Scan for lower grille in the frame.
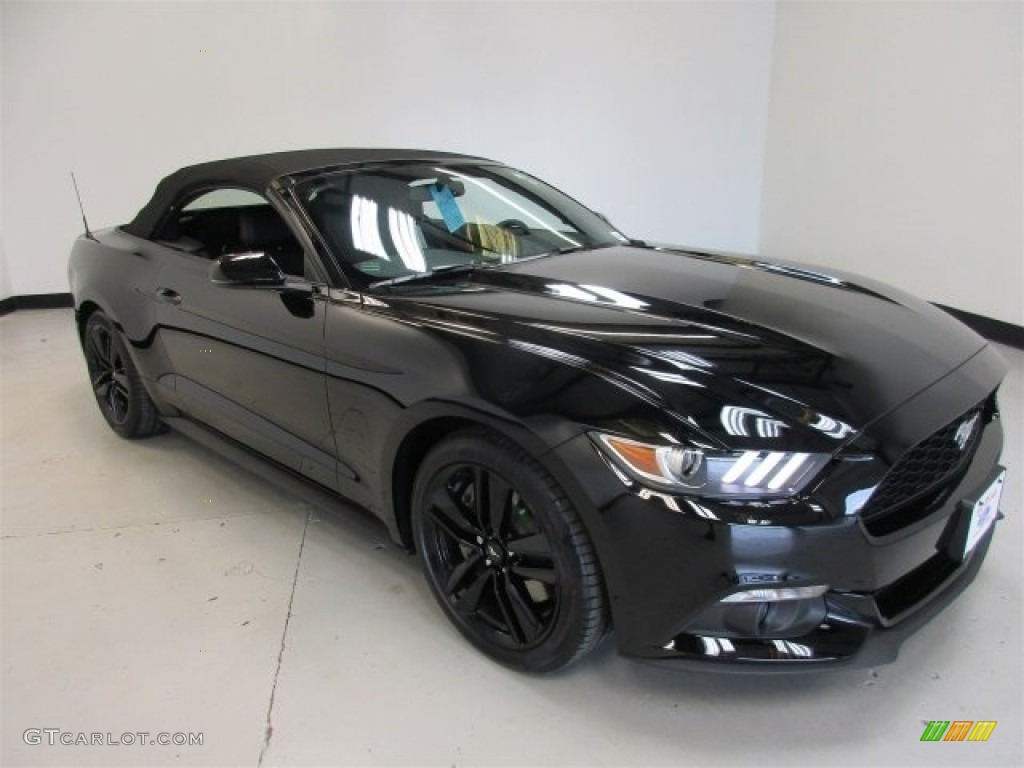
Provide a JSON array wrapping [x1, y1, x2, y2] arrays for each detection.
[[874, 552, 959, 623], [860, 399, 990, 536]]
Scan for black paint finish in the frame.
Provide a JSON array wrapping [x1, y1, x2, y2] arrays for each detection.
[[67, 151, 1010, 669]]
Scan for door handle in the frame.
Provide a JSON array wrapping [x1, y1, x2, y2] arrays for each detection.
[[155, 287, 182, 305]]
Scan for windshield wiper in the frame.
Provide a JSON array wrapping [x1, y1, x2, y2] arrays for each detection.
[[555, 239, 645, 254], [516, 241, 620, 264], [370, 263, 486, 290], [552, 244, 590, 256]]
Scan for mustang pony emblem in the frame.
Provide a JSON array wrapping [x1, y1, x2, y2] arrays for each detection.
[[954, 413, 980, 452]]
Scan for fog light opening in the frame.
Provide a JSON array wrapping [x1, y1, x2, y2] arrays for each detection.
[[720, 595, 828, 639]]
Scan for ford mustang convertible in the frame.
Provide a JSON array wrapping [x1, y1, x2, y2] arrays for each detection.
[[68, 149, 1008, 673]]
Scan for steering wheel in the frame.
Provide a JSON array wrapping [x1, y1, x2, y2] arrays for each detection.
[[498, 218, 531, 235]]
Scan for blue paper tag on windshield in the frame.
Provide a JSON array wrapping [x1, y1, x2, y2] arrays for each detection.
[[429, 184, 465, 233]]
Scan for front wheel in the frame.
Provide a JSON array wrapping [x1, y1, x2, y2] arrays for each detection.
[[412, 431, 607, 673], [83, 311, 162, 438]]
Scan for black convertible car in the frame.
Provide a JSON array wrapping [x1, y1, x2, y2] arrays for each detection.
[[69, 149, 1007, 673]]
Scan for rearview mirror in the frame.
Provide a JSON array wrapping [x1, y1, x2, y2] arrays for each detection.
[[210, 251, 285, 286], [408, 179, 466, 201]]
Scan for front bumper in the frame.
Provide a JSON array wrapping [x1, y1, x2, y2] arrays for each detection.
[[550, 367, 1005, 671], [652, 522, 996, 672]]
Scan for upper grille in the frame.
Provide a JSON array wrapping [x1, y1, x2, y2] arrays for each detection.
[[860, 402, 987, 535]]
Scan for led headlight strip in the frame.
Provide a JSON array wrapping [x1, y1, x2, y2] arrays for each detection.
[[592, 433, 830, 498]]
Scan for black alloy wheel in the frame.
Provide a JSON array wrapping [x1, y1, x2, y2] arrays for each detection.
[[412, 431, 606, 672], [83, 311, 162, 438]]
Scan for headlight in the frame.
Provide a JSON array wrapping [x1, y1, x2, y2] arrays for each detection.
[[591, 433, 830, 498]]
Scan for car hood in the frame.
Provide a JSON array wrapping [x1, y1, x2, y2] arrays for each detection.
[[380, 245, 990, 453]]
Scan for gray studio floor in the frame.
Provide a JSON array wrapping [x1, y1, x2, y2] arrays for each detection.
[[2, 308, 1022, 767]]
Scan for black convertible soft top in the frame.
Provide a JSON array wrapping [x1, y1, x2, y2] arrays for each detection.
[[122, 147, 487, 238]]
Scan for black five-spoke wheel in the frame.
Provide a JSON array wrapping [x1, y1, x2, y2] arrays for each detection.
[[82, 311, 162, 438], [413, 431, 606, 672]]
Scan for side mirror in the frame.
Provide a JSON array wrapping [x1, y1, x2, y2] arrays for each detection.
[[210, 251, 285, 286]]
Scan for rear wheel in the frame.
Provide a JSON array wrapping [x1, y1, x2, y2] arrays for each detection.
[[412, 431, 607, 673], [83, 311, 162, 438]]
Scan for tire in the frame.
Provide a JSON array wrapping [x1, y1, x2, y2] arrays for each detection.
[[412, 430, 607, 673], [83, 311, 162, 439]]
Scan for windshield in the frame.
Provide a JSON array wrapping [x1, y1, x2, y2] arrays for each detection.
[[295, 163, 626, 286]]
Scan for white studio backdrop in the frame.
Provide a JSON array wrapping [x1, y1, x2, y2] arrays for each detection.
[[0, 0, 774, 297], [760, 0, 1023, 327], [1, 1, 1021, 327], [0, 3, 8, 301]]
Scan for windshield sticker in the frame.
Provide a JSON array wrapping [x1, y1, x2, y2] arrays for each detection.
[[429, 184, 465, 233]]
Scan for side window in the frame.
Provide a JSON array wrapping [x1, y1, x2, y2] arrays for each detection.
[[182, 188, 267, 212], [159, 188, 310, 278]]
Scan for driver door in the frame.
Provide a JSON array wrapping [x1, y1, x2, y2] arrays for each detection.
[[149, 188, 339, 490]]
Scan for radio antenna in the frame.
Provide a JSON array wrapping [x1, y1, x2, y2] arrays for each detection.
[[70, 172, 96, 240]]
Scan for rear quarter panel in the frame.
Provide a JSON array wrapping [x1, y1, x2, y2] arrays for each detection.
[[68, 228, 169, 385]]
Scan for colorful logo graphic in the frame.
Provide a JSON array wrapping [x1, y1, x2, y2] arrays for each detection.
[[920, 721, 996, 742]]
